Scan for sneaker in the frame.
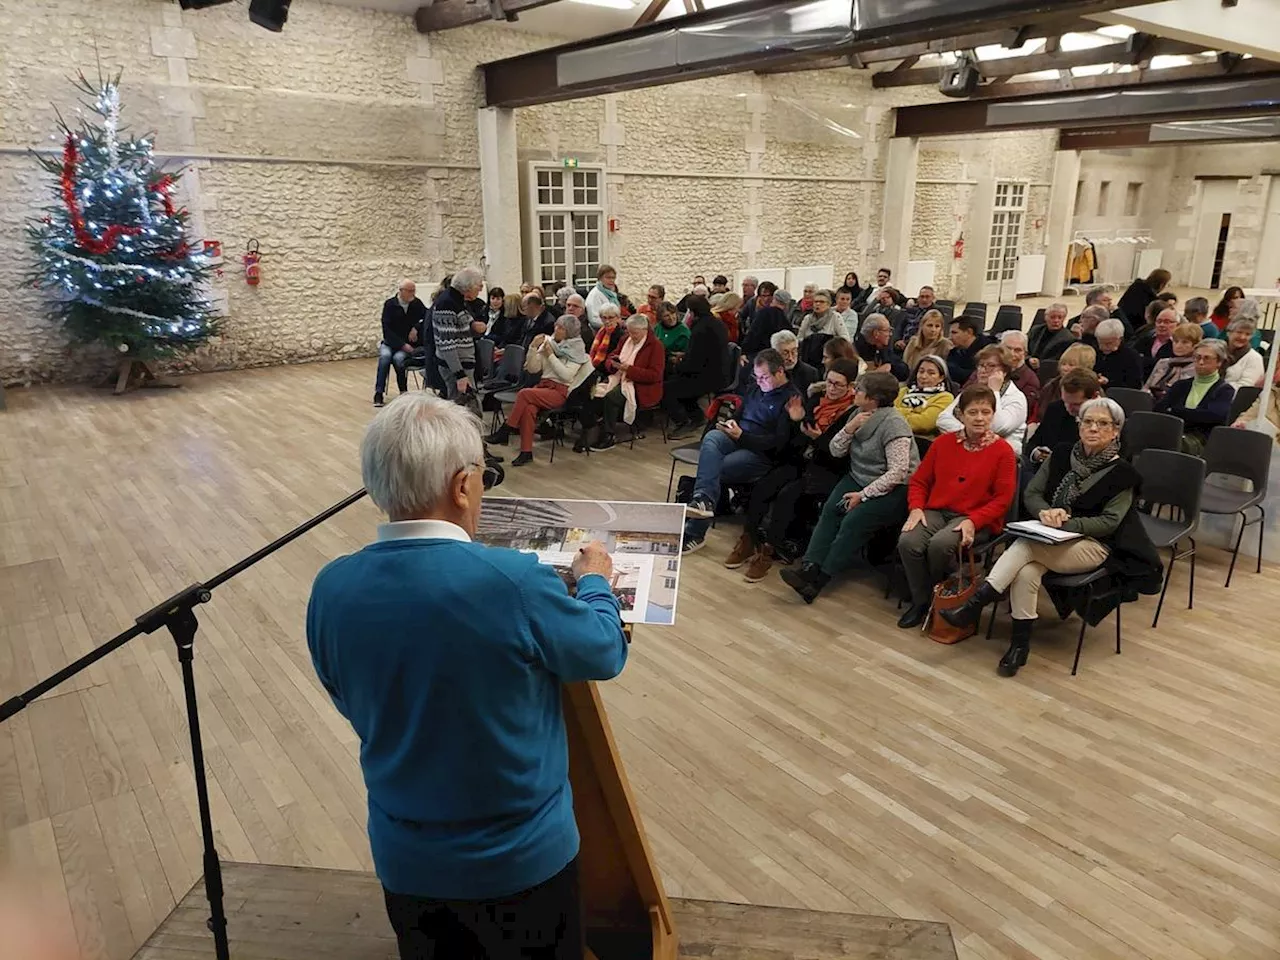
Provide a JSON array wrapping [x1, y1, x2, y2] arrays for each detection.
[[723, 533, 755, 569], [685, 497, 715, 521], [681, 535, 706, 555], [373, 393, 385, 407], [744, 545, 775, 583], [590, 435, 617, 453], [512, 451, 534, 467]]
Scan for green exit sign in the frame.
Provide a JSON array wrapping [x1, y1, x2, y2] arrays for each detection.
[[563, 157, 579, 168]]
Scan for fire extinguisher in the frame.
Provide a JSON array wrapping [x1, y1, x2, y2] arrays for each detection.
[[243, 239, 262, 286], [953, 234, 965, 260]]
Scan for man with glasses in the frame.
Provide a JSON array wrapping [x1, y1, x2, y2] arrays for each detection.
[[308, 393, 627, 959], [769, 329, 819, 396], [682, 348, 799, 555]]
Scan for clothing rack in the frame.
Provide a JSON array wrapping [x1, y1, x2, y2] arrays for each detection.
[[1069, 229, 1158, 288]]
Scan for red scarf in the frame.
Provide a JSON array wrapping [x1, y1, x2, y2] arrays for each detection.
[[590, 324, 617, 367], [813, 392, 857, 432]]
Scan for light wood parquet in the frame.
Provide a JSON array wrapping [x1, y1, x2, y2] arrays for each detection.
[[1, 358, 1279, 960]]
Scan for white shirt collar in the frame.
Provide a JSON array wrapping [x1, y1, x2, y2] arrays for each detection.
[[377, 519, 471, 543]]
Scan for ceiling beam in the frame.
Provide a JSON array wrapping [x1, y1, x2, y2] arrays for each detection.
[[960, 54, 1280, 99], [414, 0, 558, 33], [634, 0, 670, 27], [873, 37, 1211, 88]]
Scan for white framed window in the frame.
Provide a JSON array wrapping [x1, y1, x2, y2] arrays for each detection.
[[986, 181, 1027, 284], [528, 164, 605, 289]]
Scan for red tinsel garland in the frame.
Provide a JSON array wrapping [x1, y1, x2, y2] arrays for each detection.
[[61, 135, 142, 255]]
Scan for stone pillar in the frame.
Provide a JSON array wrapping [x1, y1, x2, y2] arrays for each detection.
[[880, 136, 919, 278], [1042, 149, 1082, 296], [477, 107, 523, 290]]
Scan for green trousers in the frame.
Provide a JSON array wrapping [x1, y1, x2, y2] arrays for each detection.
[[804, 475, 909, 577]]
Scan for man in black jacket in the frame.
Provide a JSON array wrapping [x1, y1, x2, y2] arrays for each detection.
[[946, 317, 992, 386], [854, 314, 909, 381], [1027, 302, 1078, 369], [664, 296, 730, 437], [375, 279, 427, 406]]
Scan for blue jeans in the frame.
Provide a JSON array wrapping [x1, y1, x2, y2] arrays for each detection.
[[376, 342, 412, 395], [684, 430, 772, 540]]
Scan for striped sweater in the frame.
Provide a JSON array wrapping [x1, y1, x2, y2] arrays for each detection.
[[431, 287, 475, 378]]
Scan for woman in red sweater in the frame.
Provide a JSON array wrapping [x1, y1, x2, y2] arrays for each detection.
[[895, 383, 1017, 628], [576, 314, 666, 452]]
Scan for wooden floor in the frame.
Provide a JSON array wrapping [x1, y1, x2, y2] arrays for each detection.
[[2, 358, 1279, 960], [133, 861, 958, 959]]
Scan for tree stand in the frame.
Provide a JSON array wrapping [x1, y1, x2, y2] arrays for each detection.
[[113, 358, 180, 395]]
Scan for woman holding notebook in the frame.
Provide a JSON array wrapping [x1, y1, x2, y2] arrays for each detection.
[[941, 397, 1161, 678]]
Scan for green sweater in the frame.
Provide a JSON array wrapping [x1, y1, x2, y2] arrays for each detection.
[[655, 322, 690, 355]]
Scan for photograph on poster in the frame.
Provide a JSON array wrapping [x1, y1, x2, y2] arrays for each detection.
[[476, 497, 686, 625]]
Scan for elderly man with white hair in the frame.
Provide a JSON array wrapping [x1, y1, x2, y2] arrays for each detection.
[[375, 279, 427, 407], [1027, 302, 1078, 368], [308, 393, 626, 960], [995, 329, 1041, 421], [770, 329, 819, 396], [432, 267, 486, 399]]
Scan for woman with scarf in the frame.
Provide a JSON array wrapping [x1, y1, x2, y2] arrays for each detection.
[[588, 304, 626, 375], [894, 355, 955, 437], [726, 358, 861, 583], [585, 264, 620, 330], [1143, 322, 1201, 403], [902, 309, 952, 371], [1223, 315, 1266, 390], [781, 372, 919, 603], [714, 292, 743, 344], [896, 383, 1018, 629], [486, 315, 592, 466], [942, 397, 1161, 677], [576, 315, 665, 453], [1156, 339, 1236, 455]]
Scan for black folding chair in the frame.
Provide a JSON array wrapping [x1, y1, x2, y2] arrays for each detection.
[[667, 443, 701, 501], [1136, 449, 1205, 628], [1122, 411, 1183, 459], [1037, 359, 1058, 384], [474, 338, 496, 382], [990, 306, 1023, 337], [1200, 426, 1271, 587], [1107, 387, 1154, 417]]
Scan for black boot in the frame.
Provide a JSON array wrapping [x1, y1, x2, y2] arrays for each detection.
[[939, 581, 1000, 629], [486, 424, 512, 445], [780, 563, 829, 604], [998, 618, 1034, 677]]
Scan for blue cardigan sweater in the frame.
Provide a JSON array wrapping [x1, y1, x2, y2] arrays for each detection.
[[307, 526, 628, 900]]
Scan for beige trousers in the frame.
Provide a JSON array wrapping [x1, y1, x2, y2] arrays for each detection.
[[986, 538, 1111, 620]]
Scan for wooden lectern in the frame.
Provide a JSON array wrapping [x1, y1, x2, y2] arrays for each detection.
[[563, 676, 678, 960]]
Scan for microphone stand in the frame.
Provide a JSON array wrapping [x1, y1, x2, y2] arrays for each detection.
[[0, 488, 369, 960]]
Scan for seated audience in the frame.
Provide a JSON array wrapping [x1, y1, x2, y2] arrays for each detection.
[[808, 337, 862, 397], [588, 304, 626, 375], [577, 314, 665, 453], [833, 287, 859, 333], [1025, 368, 1102, 472], [902, 309, 952, 371], [1155, 339, 1235, 455], [842, 271, 863, 299], [937, 344, 1028, 455], [1074, 304, 1109, 350], [860, 287, 904, 338], [433, 267, 485, 401], [739, 275, 760, 329], [855, 315, 910, 381], [485, 315, 591, 466], [375, 278, 426, 406], [654, 300, 690, 361], [1132, 307, 1177, 378], [1117, 268, 1171, 329], [798, 289, 850, 343], [1027, 302, 1077, 367], [646, 284, 666, 317], [789, 283, 818, 329], [1092, 318, 1144, 390], [858, 267, 894, 310], [1184, 296, 1215, 340], [488, 292, 527, 349], [715, 293, 743, 343], [663, 296, 730, 437], [682, 349, 800, 554], [895, 356, 955, 437], [895, 383, 1018, 628], [585, 264, 620, 329], [780, 373, 918, 604], [995, 330, 1041, 422], [517, 293, 558, 353], [1143, 322, 1201, 403], [484, 286, 505, 332], [771, 329, 819, 397], [1224, 315, 1266, 390], [894, 285, 939, 347], [942, 397, 1161, 677], [731, 358, 862, 582], [562, 294, 591, 349], [1210, 285, 1245, 333], [1037, 342, 1096, 413], [1071, 286, 1129, 338], [946, 317, 993, 386], [741, 284, 791, 357]]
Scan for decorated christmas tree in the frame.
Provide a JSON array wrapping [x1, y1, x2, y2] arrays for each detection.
[[26, 72, 217, 387]]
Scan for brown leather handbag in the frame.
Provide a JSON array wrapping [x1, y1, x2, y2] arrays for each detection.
[[926, 548, 982, 644]]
